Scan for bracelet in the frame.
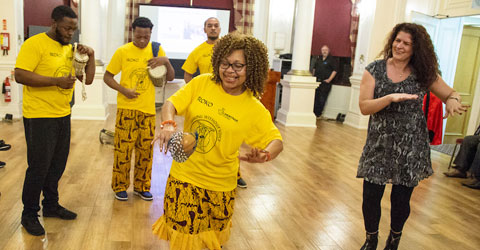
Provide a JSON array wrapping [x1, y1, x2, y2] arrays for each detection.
[[447, 96, 460, 102], [261, 150, 271, 162], [161, 120, 177, 128]]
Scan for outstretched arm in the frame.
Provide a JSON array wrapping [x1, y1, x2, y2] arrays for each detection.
[[239, 139, 283, 163], [429, 75, 468, 118], [359, 70, 418, 115]]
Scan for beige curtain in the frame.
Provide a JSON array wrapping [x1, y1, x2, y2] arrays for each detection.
[[233, 0, 255, 35], [125, 0, 152, 43]]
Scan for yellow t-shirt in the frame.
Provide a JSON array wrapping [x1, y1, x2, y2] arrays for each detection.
[[106, 42, 166, 115], [15, 33, 74, 118], [168, 74, 283, 191], [182, 42, 214, 75]]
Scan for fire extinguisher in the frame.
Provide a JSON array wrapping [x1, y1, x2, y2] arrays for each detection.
[[2, 77, 11, 102]]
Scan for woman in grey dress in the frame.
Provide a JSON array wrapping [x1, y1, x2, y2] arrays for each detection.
[[358, 23, 468, 250]]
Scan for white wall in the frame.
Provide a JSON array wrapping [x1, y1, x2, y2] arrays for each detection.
[[265, 0, 295, 65], [0, 0, 23, 119]]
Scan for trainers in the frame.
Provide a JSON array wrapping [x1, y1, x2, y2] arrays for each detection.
[[134, 191, 153, 201], [237, 178, 247, 188], [0, 161, 5, 168], [21, 214, 45, 236], [43, 205, 77, 220], [115, 191, 128, 201]]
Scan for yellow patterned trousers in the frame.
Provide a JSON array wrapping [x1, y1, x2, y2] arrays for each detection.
[[112, 108, 155, 193]]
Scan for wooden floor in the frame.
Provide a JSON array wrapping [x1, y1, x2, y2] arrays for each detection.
[[0, 107, 479, 250]]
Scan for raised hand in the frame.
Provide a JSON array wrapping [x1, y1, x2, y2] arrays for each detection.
[[444, 98, 469, 118]]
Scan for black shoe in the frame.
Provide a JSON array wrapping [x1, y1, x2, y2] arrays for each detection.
[[43, 205, 77, 220], [443, 170, 467, 178], [360, 231, 378, 250], [0, 161, 5, 168], [21, 214, 45, 236], [0, 140, 11, 151], [237, 178, 247, 188], [462, 180, 480, 190], [384, 231, 401, 250]]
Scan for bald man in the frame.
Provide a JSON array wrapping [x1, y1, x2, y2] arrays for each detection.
[[182, 17, 220, 83], [313, 45, 338, 118]]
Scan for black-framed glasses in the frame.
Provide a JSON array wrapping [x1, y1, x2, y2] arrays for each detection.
[[220, 61, 246, 71]]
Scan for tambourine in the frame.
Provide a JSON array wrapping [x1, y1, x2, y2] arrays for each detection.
[[167, 131, 198, 163]]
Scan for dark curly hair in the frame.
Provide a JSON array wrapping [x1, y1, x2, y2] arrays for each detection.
[[381, 23, 439, 88], [51, 5, 77, 22], [211, 32, 269, 97], [132, 17, 154, 30]]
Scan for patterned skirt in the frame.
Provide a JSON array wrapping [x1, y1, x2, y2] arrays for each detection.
[[152, 175, 236, 250]]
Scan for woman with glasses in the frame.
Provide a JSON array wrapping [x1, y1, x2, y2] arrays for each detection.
[[152, 32, 283, 250]]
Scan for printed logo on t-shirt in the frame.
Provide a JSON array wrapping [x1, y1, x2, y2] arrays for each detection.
[[190, 115, 222, 154], [129, 68, 148, 93], [197, 96, 213, 107], [218, 108, 238, 122], [54, 64, 74, 95], [50, 52, 63, 57]]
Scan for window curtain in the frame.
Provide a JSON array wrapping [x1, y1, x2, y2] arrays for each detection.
[[233, 0, 254, 35], [350, 0, 360, 71], [125, 0, 152, 43]]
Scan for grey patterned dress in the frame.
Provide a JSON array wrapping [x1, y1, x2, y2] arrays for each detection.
[[357, 60, 433, 187]]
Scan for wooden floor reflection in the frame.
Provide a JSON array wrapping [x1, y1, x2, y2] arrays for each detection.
[[0, 107, 479, 250]]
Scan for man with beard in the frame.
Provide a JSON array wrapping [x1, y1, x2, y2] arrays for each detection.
[[182, 17, 221, 83], [14, 5, 95, 236]]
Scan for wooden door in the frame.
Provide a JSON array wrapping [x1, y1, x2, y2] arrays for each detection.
[[444, 26, 480, 143]]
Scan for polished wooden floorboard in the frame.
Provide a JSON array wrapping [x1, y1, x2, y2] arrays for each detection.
[[0, 108, 479, 250]]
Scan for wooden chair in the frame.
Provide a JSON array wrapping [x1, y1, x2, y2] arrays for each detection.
[[448, 138, 464, 170], [260, 70, 281, 121]]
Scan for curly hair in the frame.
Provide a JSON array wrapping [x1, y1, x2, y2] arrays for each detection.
[[132, 17, 154, 30], [381, 23, 439, 88], [211, 32, 269, 97], [51, 5, 77, 22]]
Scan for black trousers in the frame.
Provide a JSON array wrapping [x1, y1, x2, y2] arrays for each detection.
[[453, 135, 480, 178], [313, 81, 332, 117], [362, 180, 414, 233], [22, 115, 71, 216]]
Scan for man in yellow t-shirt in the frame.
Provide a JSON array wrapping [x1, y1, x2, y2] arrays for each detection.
[[182, 17, 220, 83], [104, 17, 174, 202], [14, 5, 95, 236]]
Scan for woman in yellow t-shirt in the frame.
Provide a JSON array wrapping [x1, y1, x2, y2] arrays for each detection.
[[152, 33, 284, 250]]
